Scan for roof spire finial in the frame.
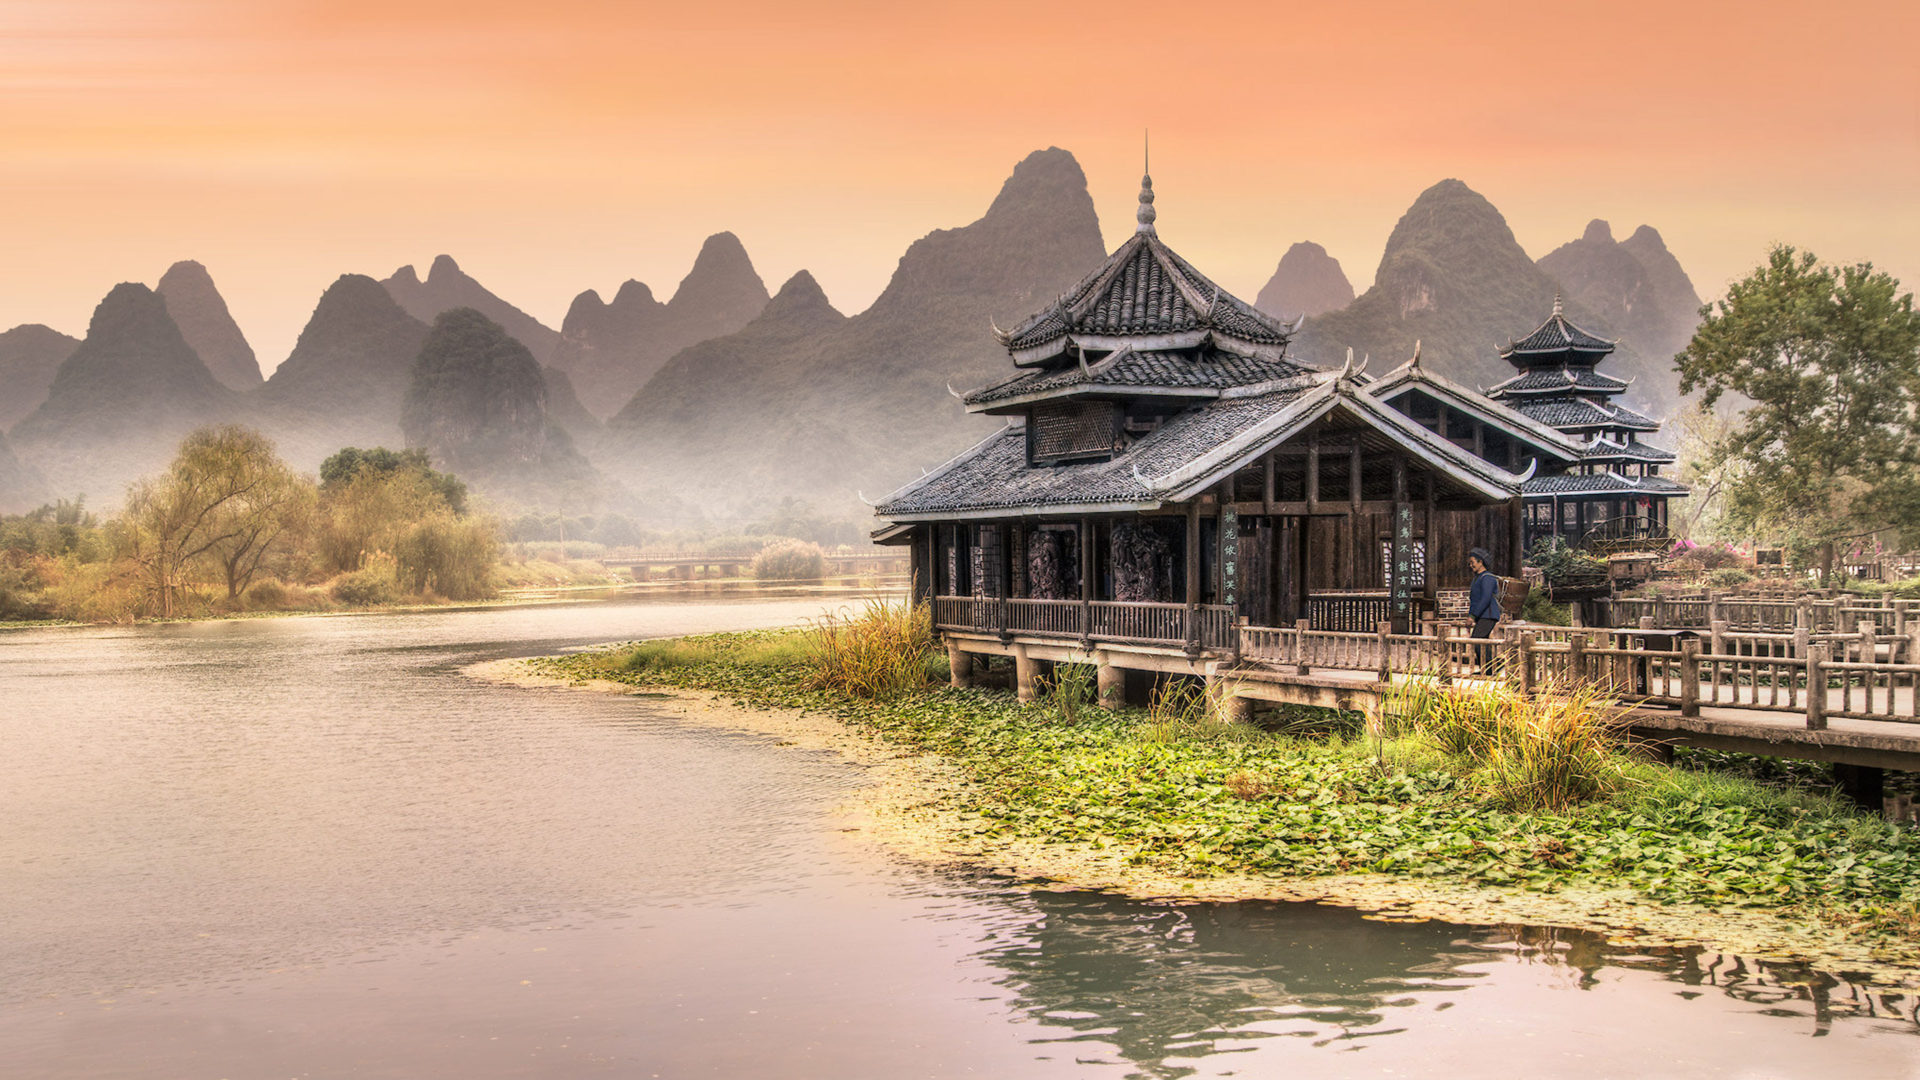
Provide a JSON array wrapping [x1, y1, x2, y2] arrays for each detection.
[[1552, 289, 1564, 318], [1136, 130, 1157, 235]]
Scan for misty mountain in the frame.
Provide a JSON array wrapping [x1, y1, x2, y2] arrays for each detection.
[[0, 324, 80, 431], [1538, 220, 1704, 382], [604, 146, 1107, 520], [539, 364, 601, 446], [11, 283, 236, 503], [156, 260, 262, 391], [255, 274, 433, 471], [383, 255, 561, 365], [1255, 242, 1354, 322], [1291, 179, 1665, 405], [402, 308, 603, 509], [553, 232, 770, 416], [0, 429, 44, 514]]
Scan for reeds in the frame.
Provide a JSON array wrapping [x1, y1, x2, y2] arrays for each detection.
[[1035, 662, 1097, 722], [1382, 672, 1627, 812], [804, 598, 936, 700]]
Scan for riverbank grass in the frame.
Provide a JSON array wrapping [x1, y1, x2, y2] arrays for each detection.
[[533, 616, 1920, 941]]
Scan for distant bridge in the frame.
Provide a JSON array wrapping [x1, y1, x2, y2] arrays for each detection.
[[599, 550, 909, 580]]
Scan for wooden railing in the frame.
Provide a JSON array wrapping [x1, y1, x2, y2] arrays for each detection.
[[1608, 596, 1919, 635], [933, 596, 1234, 650], [936, 597, 1920, 727]]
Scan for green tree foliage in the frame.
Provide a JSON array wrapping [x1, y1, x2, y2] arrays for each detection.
[[1677, 248, 1920, 580], [319, 446, 467, 514]]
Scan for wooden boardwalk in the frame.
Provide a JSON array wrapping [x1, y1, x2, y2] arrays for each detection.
[[935, 594, 1920, 776]]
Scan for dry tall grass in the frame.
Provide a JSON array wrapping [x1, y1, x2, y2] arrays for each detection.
[[1382, 674, 1628, 812], [804, 599, 936, 700]]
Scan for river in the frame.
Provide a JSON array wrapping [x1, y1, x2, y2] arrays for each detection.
[[2, 587, 1916, 1079]]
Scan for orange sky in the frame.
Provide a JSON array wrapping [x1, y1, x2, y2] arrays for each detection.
[[3, 0, 1916, 368]]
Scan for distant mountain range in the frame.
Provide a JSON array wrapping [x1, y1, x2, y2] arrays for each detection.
[[556, 233, 770, 416], [1289, 180, 1700, 404], [601, 146, 1108, 521], [0, 153, 1705, 522]]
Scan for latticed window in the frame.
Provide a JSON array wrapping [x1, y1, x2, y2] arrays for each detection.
[[1381, 539, 1427, 588], [1028, 401, 1122, 464]]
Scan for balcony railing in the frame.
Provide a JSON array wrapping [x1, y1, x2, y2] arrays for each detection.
[[932, 596, 1235, 651]]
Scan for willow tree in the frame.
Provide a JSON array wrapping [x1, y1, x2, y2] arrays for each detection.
[[125, 426, 312, 613], [1676, 247, 1920, 581]]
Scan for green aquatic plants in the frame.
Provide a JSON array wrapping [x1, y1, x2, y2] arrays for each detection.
[[538, 627, 1920, 938]]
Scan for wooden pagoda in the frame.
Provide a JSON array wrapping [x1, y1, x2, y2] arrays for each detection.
[[1484, 297, 1688, 551], [871, 170, 1639, 697]]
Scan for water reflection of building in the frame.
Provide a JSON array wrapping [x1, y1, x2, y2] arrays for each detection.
[[966, 886, 1920, 1077], [976, 889, 1488, 1077]]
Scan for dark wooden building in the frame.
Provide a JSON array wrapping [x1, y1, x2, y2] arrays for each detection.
[[874, 171, 1592, 657], [1484, 297, 1688, 550]]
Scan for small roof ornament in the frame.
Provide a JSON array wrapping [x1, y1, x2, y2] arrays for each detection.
[[1410, 338, 1422, 369], [1136, 130, 1156, 235], [1551, 289, 1564, 318]]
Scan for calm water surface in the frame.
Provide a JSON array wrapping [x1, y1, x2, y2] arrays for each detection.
[[2, 588, 1918, 1079]]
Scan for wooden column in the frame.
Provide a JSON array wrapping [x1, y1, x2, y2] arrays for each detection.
[[1306, 439, 1320, 511], [1508, 495, 1525, 575], [1679, 638, 1701, 717], [1185, 501, 1202, 650], [1079, 516, 1095, 641], [1349, 442, 1362, 515], [1806, 643, 1828, 730], [1262, 455, 1276, 513]]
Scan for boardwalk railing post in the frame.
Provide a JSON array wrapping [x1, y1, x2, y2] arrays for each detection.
[[1376, 621, 1391, 683], [1708, 590, 1724, 627], [1438, 623, 1454, 685], [1710, 618, 1727, 658], [1806, 643, 1829, 731], [1518, 632, 1537, 695], [1569, 632, 1587, 690], [1680, 638, 1701, 717], [1294, 618, 1310, 676]]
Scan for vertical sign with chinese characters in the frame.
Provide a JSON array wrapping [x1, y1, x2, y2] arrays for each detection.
[[1220, 507, 1238, 607], [1390, 503, 1414, 622]]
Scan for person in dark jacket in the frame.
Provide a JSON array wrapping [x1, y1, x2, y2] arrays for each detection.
[[1468, 548, 1501, 673], [1467, 548, 1502, 637]]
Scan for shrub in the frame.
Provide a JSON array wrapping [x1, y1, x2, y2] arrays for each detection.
[[244, 579, 288, 609], [1527, 538, 1605, 587], [752, 538, 827, 581], [1519, 590, 1571, 625], [394, 514, 498, 600], [331, 556, 399, 606], [1706, 567, 1754, 588], [804, 599, 934, 700]]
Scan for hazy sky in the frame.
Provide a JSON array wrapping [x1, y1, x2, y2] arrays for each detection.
[[3, 0, 1916, 369]]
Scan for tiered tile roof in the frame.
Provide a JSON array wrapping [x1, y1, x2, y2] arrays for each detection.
[[963, 347, 1314, 408], [996, 175, 1296, 364], [1512, 398, 1660, 432], [1498, 294, 1616, 363]]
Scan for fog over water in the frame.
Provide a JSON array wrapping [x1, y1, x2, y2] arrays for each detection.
[[2, 588, 1916, 1078]]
